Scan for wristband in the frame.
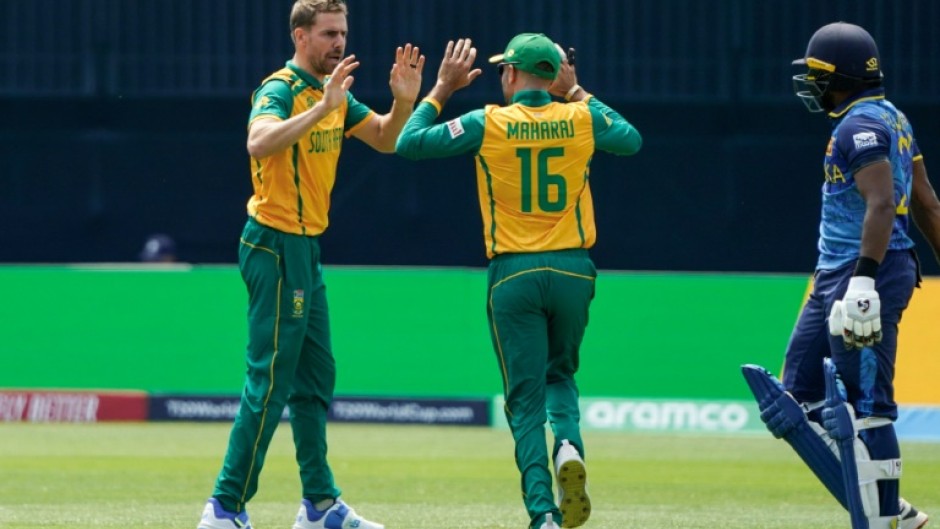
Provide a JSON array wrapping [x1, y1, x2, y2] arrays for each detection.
[[422, 97, 443, 115], [853, 256, 880, 278], [564, 84, 582, 102]]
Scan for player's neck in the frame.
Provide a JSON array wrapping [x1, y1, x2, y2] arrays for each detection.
[[291, 54, 327, 84]]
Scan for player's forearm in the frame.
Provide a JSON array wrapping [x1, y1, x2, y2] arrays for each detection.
[[371, 98, 416, 153], [910, 159, 940, 263], [394, 101, 439, 159], [911, 195, 940, 264], [912, 204, 940, 264], [427, 82, 458, 109], [247, 103, 334, 158], [858, 202, 895, 263], [566, 86, 589, 103]]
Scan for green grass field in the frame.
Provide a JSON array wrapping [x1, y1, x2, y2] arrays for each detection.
[[1, 423, 937, 529]]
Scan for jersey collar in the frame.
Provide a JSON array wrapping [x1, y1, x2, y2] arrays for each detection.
[[286, 60, 325, 90], [510, 89, 552, 106], [828, 87, 885, 119]]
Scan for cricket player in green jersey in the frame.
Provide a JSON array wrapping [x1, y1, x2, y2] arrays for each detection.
[[197, 1, 425, 529], [396, 34, 642, 529]]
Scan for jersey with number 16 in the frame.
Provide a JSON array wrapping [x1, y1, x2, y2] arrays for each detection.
[[397, 91, 641, 258]]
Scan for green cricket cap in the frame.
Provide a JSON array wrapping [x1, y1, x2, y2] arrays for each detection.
[[487, 33, 561, 80]]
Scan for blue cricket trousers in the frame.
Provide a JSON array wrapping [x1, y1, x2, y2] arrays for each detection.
[[782, 249, 918, 419]]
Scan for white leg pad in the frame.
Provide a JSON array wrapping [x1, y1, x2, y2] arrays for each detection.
[[807, 408, 901, 519]]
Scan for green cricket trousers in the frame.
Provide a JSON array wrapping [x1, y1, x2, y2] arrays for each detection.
[[486, 249, 596, 528], [213, 217, 340, 512]]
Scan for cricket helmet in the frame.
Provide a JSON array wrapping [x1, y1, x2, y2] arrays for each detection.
[[792, 22, 883, 112]]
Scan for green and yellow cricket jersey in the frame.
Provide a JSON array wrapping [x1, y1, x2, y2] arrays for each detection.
[[396, 90, 641, 258], [247, 61, 374, 236]]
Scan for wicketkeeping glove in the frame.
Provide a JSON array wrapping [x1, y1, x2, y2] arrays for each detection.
[[828, 276, 882, 350]]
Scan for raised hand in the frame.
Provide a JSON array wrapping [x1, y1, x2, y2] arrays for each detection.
[[322, 55, 360, 112], [390, 43, 424, 104], [436, 38, 482, 93], [549, 44, 579, 99]]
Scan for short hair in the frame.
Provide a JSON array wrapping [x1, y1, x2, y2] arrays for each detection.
[[533, 61, 556, 75], [290, 0, 347, 40]]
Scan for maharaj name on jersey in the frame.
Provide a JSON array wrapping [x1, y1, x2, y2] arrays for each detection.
[[507, 119, 576, 141]]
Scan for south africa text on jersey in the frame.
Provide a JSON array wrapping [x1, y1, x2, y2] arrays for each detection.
[[307, 127, 344, 153], [507, 119, 576, 141]]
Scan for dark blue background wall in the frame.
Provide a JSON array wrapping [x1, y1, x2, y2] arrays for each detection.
[[3, 0, 939, 273]]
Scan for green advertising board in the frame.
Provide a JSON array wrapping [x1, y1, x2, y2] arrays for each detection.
[[0, 265, 807, 400]]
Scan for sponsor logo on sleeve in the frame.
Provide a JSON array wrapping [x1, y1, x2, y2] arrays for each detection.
[[446, 118, 465, 139], [853, 131, 879, 150]]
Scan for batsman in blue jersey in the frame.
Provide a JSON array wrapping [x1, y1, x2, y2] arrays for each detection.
[[742, 22, 940, 529]]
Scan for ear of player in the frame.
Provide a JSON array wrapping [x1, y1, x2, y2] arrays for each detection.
[[829, 276, 882, 350]]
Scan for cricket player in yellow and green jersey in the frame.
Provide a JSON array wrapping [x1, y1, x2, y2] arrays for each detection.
[[396, 34, 642, 529], [197, 2, 427, 529]]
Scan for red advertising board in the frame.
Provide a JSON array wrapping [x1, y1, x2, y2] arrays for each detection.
[[0, 390, 148, 422]]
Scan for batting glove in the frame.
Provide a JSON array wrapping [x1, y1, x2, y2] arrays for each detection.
[[828, 276, 882, 350]]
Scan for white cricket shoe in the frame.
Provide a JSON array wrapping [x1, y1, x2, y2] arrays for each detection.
[[554, 439, 591, 528], [538, 512, 560, 529], [197, 498, 253, 529], [293, 499, 384, 529], [899, 499, 929, 529]]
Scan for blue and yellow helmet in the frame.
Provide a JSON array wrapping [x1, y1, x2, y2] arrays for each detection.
[[792, 22, 883, 112]]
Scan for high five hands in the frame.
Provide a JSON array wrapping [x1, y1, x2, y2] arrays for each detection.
[[390, 43, 425, 104], [435, 38, 483, 95]]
